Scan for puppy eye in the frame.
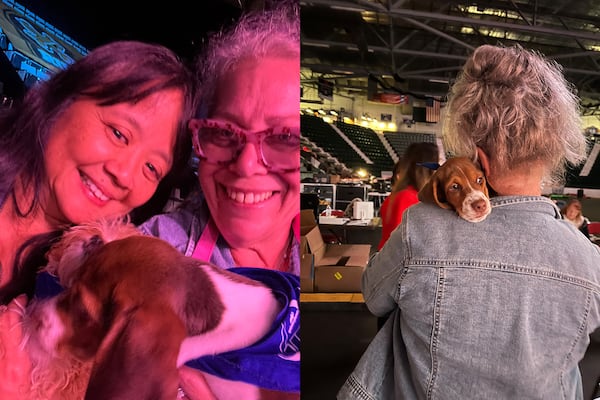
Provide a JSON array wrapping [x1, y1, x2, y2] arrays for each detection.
[[450, 183, 461, 191], [476, 177, 484, 185]]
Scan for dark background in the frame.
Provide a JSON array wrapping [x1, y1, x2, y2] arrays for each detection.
[[14, 0, 246, 63]]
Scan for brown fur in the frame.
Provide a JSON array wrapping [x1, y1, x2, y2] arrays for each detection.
[[418, 157, 491, 222], [23, 219, 280, 400]]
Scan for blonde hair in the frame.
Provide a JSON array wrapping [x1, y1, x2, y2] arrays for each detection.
[[443, 44, 587, 185], [561, 198, 583, 218]]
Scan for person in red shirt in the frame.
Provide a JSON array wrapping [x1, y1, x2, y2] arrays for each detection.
[[378, 142, 440, 250]]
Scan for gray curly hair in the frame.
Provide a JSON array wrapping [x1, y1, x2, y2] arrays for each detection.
[[443, 44, 588, 186], [195, 0, 299, 116]]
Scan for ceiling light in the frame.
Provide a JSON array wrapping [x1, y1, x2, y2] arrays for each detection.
[[355, 168, 368, 178]]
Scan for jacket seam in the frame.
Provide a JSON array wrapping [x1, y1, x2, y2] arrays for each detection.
[[427, 267, 445, 399], [560, 290, 591, 399], [407, 260, 600, 293], [344, 374, 376, 400]]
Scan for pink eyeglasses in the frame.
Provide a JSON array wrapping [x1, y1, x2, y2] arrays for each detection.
[[189, 118, 300, 172]]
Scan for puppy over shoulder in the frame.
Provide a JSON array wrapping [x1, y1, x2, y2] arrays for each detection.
[[418, 157, 491, 223]]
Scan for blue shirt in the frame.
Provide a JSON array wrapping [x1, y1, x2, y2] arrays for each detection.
[[139, 194, 300, 392]]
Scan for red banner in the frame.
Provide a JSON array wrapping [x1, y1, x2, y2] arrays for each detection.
[[371, 93, 409, 104]]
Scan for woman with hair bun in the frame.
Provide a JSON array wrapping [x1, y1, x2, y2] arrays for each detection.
[[339, 44, 600, 400]]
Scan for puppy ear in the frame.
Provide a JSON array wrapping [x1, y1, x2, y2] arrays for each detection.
[[418, 175, 452, 209], [85, 305, 186, 400], [418, 175, 436, 204], [45, 232, 104, 288], [57, 284, 106, 360]]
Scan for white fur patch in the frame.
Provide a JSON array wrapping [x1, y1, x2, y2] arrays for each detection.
[[460, 189, 491, 222], [35, 298, 67, 356]]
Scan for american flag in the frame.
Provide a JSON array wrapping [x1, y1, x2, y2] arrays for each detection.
[[425, 96, 441, 123]]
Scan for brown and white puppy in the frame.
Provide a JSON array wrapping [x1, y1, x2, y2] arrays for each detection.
[[418, 157, 491, 222], [23, 219, 280, 400]]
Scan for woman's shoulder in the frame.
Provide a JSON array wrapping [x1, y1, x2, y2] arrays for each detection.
[[138, 194, 208, 249]]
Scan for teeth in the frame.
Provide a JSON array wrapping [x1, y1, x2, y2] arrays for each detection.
[[81, 175, 110, 201], [226, 188, 274, 204]]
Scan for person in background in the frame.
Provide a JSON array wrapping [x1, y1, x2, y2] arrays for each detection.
[[377, 142, 439, 250], [561, 198, 600, 400], [561, 198, 591, 239], [0, 40, 197, 397], [339, 44, 600, 399], [390, 156, 405, 188], [140, 2, 300, 399]]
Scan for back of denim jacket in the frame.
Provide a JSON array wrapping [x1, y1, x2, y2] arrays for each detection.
[[357, 195, 600, 400]]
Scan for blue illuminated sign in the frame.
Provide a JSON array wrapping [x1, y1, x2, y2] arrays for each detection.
[[0, 0, 87, 82]]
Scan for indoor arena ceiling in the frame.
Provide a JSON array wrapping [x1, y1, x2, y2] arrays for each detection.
[[15, 0, 248, 63], [300, 0, 600, 115]]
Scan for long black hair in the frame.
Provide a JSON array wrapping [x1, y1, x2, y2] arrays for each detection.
[[0, 41, 199, 303]]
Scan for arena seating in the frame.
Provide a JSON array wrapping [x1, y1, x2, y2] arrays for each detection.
[[301, 114, 365, 171], [302, 114, 446, 178], [383, 131, 437, 159], [335, 121, 395, 177]]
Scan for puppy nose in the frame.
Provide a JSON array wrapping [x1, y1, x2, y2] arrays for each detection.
[[472, 199, 487, 212]]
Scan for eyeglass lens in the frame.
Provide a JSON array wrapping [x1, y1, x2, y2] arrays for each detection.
[[198, 126, 300, 170]]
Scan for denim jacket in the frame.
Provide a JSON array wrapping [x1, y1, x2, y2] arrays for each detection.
[[338, 196, 600, 400]]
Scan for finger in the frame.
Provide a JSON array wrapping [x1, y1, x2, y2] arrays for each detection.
[[179, 366, 215, 400], [10, 294, 27, 312], [2, 295, 27, 332]]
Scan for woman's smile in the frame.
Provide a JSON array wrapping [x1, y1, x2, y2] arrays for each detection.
[[80, 172, 111, 204], [223, 184, 277, 206]]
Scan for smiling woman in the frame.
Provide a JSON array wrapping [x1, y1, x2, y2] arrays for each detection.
[[0, 40, 196, 397], [139, 1, 301, 399], [0, 40, 196, 301], [43, 91, 182, 223]]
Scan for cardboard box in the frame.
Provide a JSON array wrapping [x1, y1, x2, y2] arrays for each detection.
[[300, 209, 317, 255], [300, 253, 314, 292], [314, 265, 365, 293], [300, 209, 371, 292]]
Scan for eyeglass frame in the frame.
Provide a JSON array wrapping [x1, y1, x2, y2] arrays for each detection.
[[188, 118, 300, 172]]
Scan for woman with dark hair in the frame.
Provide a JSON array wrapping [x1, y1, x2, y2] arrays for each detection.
[[0, 40, 197, 397], [377, 142, 439, 250]]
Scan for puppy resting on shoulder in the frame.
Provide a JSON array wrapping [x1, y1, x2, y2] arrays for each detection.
[[23, 219, 281, 400], [418, 157, 491, 222]]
